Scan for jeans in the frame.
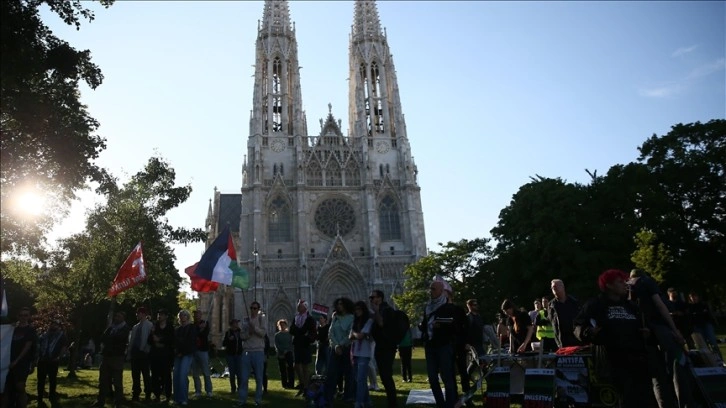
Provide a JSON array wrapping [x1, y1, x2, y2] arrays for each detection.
[[227, 354, 243, 392], [650, 322, 696, 408], [315, 345, 329, 375], [325, 345, 354, 403], [399, 346, 413, 381], [149, 352, 173, 399], [36, 360, 60, 401], [130, 354, 151, 398], [694, 322, 723, 359], [97, 355, 125, 404], [425, 343, 457, 408], [375, 346, 398, 407], [192, 350, 212, 395], [240, 350, 265, 405], [354, 356, 372, 408], [173, 354, 193, 404], [278, 351, 295, 388]]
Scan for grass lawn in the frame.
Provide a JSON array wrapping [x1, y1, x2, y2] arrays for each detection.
[[26, 347, 487, 408], [25, 340, 726, 408]]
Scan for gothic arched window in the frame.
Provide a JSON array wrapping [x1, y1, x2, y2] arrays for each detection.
[[307, 161, 323, 186], [268, 197, 291, 242], [327, 160, 342, 186], [379, 195, 401, 240], [344, 161, 361, 186]]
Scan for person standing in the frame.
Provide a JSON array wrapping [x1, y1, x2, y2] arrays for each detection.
[[289, 299, 316, 396], [191, 310, 213, 398], [573, 269, 652, 408], [149, 309, 174, 403], [536, 297, 557, 352], [549, 279, 582, 348], [36, 319, 67, 407], [629, 269, 692, 408], [2, 307, 37, 408], [324, 297, 355, 404], [350, 301, 375, 408], [465, 299, 486, 360], [128, 307, 154, 402], [398, 328, 413, 383], [529, 299, 543, 324], [688, 291, 722, 361], [420, 279, 460, 408], [274, 319, 294, 389], [666, 289, 694, 350], [172, 310, 197, 406], [90, 311, 129, 408], [223, 319, 244, 394], [314, 315, 330, 376], [369, 290, 398, 408], [238, 301, 267, 407]]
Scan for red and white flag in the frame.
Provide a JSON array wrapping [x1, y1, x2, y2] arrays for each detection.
[[108, 242, 147, 297]]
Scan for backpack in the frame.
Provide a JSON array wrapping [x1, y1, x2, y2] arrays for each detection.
[[390, 309, 410, 345]]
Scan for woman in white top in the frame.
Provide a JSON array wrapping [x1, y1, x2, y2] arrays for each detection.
[[349, 301, 374, 408]]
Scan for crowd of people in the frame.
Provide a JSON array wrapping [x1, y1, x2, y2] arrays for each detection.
[[2, 270, 722, 408]]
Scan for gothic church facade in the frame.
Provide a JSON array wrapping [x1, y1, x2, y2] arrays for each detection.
[[201, 0, 426, 344]]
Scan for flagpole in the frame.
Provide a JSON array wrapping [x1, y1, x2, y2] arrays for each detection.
[[253, 239, 258, 301]]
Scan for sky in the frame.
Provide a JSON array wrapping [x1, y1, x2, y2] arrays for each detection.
[[41, 1, 725, 292]]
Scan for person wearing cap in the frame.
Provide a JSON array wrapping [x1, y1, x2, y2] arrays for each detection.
[[149, 309, 174, 403], [127, 307, 154, 402], [573, 269, 651, 408], [91, 311, 129, 408], [36, 318, 67, 407], [223, 318, 244, 394], [289, 299, 317, 397], [238, 301, 267, 407]]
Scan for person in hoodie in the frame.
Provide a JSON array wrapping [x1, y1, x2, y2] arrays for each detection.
[[238, 301, 267, 407], [573, 269, 651, 408], [36, 319, 67, 407]]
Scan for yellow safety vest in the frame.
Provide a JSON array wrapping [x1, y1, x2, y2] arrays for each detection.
[[536, 309, 555, 339]]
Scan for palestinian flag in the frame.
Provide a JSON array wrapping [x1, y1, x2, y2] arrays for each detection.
[[196, 225, 249, 289]]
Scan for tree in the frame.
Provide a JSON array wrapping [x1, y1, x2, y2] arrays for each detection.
[[25, 157, 206, 376], [630, 229, 672, 283], [1, 0, 113, 256], [393, 238, 494, 322]]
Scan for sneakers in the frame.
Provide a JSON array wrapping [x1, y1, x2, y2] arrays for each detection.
[[206, 392, 213, 397]]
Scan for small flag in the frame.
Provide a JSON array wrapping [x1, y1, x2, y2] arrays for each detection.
[[108, 242, 147, 297], [195, 226, 249, 289], [185, 262, 219, 293]]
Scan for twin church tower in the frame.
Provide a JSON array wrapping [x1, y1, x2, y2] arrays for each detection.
[[202, 0, 426, 343]]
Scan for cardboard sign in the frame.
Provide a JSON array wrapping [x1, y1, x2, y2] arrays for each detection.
[[311, 303, 329, 318], [692, 366, 726, 407], [485, 366, 511, 408], [524, 368, 555, 408]]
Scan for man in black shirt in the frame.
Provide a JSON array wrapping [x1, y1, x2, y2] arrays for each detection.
[[549, 279, 582, 348], [91, 311, 129, 408], [466, 299, 486, 359]]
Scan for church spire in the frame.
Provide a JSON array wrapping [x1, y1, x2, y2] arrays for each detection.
[[249, 0, 306, 138], [260, 0, 292, 34], [348, 0, 409, 144], [352, 0, 384, 43]]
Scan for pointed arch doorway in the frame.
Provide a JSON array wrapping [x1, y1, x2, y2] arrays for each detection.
[[314, 262, 367, 312]]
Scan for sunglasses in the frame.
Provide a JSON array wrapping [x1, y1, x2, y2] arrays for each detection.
[[250, 306, 259, 310]]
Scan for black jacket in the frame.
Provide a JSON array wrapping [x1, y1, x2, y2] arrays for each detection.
[[419, 303, 463, 348]]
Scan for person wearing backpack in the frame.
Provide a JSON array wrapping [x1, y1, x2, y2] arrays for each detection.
[[369, 290, 398, 408]]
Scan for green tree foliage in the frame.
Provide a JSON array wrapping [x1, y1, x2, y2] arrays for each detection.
[[1, 0, 113, 256], [393, 239, 493, 323], [18, 157, 207, 357], [630, 229, 672, 283]]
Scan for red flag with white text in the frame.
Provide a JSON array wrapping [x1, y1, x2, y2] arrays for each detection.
[[185, 262, 219, 293], [108, 242, 147, 297]]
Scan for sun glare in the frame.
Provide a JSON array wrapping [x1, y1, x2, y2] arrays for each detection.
[[15, 189, 46, 217]]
